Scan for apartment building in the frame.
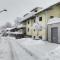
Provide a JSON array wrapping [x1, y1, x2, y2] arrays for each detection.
[[19, 2, 60, 40]]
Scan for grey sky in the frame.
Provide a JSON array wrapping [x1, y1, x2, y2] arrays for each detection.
[[0, 0, 59, 26]]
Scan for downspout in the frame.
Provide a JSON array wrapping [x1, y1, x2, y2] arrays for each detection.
[[45, 11, 48, 40], [35, 15, 39, 37]]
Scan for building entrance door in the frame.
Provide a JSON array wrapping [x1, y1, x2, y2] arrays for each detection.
[[51, 27, 58, 43]]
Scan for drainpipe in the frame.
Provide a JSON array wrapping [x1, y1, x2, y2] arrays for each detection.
[[45, 11, 48, 40], [35, 15, 39, 38]]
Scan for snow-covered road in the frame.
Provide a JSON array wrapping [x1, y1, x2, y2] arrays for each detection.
[[0, 37, 60, 60], [0, 37, 38, 60]]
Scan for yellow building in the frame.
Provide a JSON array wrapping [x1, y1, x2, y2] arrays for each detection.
[[20, 2, 60, 40]]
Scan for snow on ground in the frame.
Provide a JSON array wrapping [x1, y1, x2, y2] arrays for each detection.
[[0, 36, 60, 60], [0, 37, 38, 60], [0, 37, 12, 60], [44, 46, 60, 60], [17, 38, 60, 60]]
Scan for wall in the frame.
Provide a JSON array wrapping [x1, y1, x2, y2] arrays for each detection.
[[26, 18, 35, 36], [21, 4, 60, 40], [47, 5, 60, 20]]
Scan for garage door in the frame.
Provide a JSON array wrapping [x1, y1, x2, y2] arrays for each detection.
[[51, 27, 58, 43]]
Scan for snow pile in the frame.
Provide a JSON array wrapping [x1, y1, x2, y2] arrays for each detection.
[[47, 17, 60, 24]]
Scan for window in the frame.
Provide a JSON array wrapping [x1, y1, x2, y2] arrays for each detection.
[[34, 19, 35, 23], [39, 17, 42, 21], [50, 16, 54, 19], [34, 29, 35, 32], [28, 21, 29, 24], [28, 28, 29, 32]]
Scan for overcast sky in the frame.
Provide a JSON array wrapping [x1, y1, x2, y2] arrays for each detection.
[[0, 0, 59, 26]]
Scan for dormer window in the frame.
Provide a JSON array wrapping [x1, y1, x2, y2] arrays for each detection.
[[35, 9, 37, 12]]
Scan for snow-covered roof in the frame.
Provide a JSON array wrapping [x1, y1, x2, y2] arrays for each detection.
[[5, 27, 16, 31], [17, 24, 25, 28], [20, 2, 60, 23], [7, 32, 23, 34], [30, 7, 42, 12], [47, 17, 60, 24], [36, 2, 60, 14], [20, 12, 36, 22]]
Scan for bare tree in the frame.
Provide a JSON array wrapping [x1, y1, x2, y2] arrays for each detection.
[[14, 17, 22, 27], [5, 22, 12, 28]]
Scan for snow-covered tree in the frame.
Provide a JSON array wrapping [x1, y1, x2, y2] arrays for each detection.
[[5, 22, 12, 28]]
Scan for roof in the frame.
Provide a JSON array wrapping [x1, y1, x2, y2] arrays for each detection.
[[7, 32, 23, 34], [20, 12, 36, 23], [5, 27, 16, 31], [17, 24, 25, 28], [23, 13, 29, 17], [20, 2, 60, 23], [36, 2, 60, 14], [47, 17, 60, 24], [30, 7, 42, 12]]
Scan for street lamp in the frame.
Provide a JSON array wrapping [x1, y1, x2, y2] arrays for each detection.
[[3, 9, 7, 11], [0, 9, 7, 13]]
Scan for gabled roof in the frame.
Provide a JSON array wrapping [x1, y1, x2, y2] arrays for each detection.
[[36, 2, 60, 14], [20, 2, 60, 23], [20, 12, 36, 23], [30, 7, 42, 12]]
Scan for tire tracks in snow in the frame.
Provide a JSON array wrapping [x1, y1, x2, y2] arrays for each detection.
[[15, 40, 39, 60], [7, 39, 36, 60], [5, 37, 39, 60], [6, 39, 19, 60]]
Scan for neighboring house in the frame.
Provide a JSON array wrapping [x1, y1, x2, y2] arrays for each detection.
[[4, 26, 25, 39], [19, 2, 60, 40]]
